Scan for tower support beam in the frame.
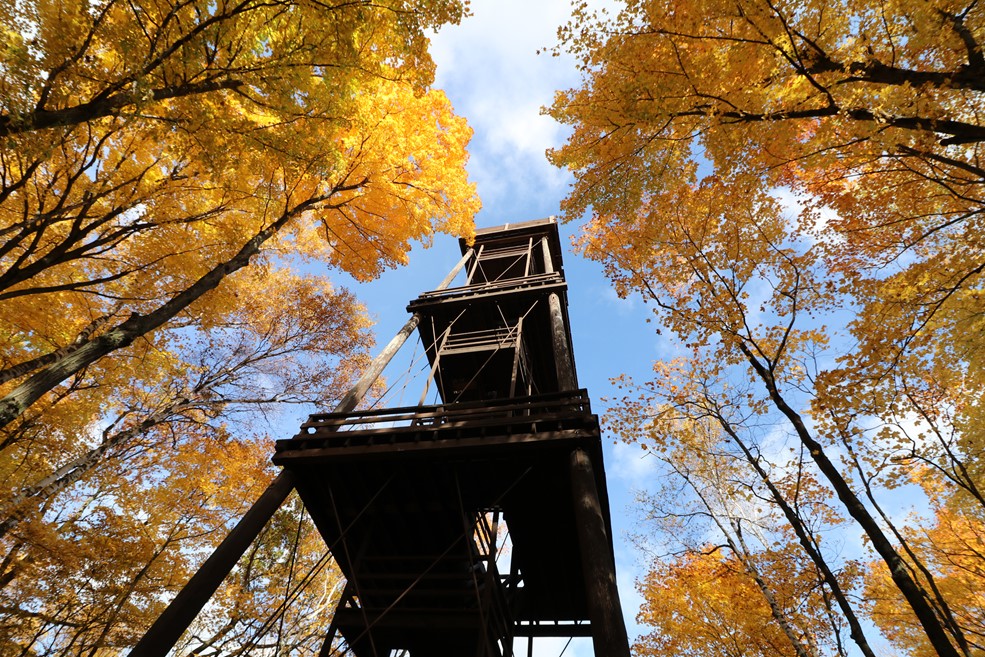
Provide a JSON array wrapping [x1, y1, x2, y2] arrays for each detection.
[[130, 472, 297, 656], [570, 447, 630, 657], [549, 292, 577, 391], [541, 234, 576, 391]]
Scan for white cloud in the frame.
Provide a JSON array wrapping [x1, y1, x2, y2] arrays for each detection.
[[609, 440, 660, 487], [772, 185, 841, 238], [430, 0, 587, 222], [595, 285, 636, 316]]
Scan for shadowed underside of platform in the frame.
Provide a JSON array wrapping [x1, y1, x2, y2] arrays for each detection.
[[273, 391, 610, 656]]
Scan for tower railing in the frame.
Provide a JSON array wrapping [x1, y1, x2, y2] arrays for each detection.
[[277, 390, 596, 455], [411, 271, 564, 304], [296, 389, 590, 431]]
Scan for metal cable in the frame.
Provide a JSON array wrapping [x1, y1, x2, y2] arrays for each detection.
[[232, 477, 394, 656]]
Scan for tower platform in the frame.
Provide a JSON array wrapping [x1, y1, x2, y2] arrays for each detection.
[[273, 390, 612, 656]]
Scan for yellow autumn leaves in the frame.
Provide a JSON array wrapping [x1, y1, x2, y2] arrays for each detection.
[[0, 0, 478, 652], [550, 1, 983, 657]]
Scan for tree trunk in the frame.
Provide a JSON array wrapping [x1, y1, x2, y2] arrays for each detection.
[[0, 191, 331, 430], [741, 343, 962, 657]]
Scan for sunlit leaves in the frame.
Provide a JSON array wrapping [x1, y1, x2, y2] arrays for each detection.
[[550, 1, 983, 656], [0, 0, 477, 652], [638, 549, 850, 657]]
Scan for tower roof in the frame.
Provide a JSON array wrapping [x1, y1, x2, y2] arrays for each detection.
[[459, 217, 565, 274]]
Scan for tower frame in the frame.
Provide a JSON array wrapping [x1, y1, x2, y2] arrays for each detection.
[[133, 219, 629, 657]]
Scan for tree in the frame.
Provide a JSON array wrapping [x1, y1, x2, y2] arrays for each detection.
[[0, 0, 478, 426], [614, 366, 872, 657], [548, 2, 983, 656], [549, 0, 983, 390], [637, 549, 844, 657], [0, 267, 373, 539], [864, 469, 985, 657], [0, 0, 479, 652], [0, 267, 376, 654]]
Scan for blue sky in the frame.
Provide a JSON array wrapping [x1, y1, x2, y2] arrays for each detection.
[[334, 2, 669, 654]]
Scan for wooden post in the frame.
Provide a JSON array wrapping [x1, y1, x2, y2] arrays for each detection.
[[541, 235, 554, 274], [549, 292, 577, 391], [130, 249, 474, 657], [570, 448, 630, 657], [130, 472, 297, 656], [509, 316, 524, 398], [438, 247, 475, 291], [541, 236, 577, 390], [466, 244, 484, 284], [418, 325, 451, 406]]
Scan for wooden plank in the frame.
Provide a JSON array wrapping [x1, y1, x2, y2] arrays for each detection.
[[301, 393, 591, 428], [407, 277, 566, 311], [291, 419, 599, 447], [290, 423, 602, 449], [273, 429, 600, 464], [308, 387, 590, 418], [298, 401, 595, 431], [291, 411, 599, 443]]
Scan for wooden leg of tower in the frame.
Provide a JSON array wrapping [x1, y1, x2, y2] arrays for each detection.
[[320, 580, 361, 657], [319, 588, 345, 657], [548, 293, 577, 391], [130, 470, 297, 657], [569, 448, 630, 657]]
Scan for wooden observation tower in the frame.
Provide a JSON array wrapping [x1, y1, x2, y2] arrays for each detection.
[[133, 219, 629, 657]]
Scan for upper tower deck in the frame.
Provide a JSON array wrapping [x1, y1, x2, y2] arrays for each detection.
[[408, 218, 577, 403]]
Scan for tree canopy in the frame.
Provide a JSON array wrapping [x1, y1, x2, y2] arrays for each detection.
[[549, 1, 983, 656], [0, 0, 478, 652]]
